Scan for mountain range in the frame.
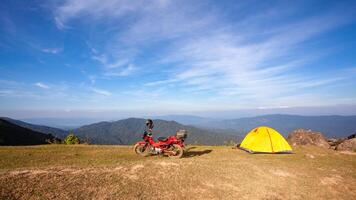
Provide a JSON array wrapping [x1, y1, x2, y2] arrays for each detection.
[[1, 114, 355, 145], [0, 117, 240, 145], [153, 114, 356, 138]]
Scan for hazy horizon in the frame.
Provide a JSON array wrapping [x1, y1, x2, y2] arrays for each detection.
[[1, 105, 356, 129], [2, 104, 356, 120]]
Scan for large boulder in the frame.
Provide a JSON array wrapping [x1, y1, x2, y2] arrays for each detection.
[[336, 138, 356, 151], [327, 138, 345, 150], [287, 129, 329, 148]]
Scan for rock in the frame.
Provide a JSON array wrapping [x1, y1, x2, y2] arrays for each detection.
[[327, 138, 338, 146], [347, 133, 356, 140], [287, 129, 330, 148], [336, 138, 356, 151], [327, 138, 346, 149], [329, 145, 337, 150], [306, 154, 315, 159], [327, 138, 338, 143]]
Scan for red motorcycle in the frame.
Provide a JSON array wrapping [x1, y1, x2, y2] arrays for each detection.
[[134, 129, 188, 158]]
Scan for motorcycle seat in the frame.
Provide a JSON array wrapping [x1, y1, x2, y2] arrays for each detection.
[[158, 137, 168, 142]]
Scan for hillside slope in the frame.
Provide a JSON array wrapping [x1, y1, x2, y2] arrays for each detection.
[[0, 117, 67, 139], [73, 118, 240, 145], [0, 119, 56, 145], [0, 145, 355, 199]]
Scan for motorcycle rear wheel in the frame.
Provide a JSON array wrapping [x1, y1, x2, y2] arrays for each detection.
[[134, 143, 150, 157], [168, 144, 184, 158]]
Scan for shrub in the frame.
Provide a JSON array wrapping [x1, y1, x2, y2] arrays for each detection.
[[46, 138, 62, 144], [64, 133, 80, 145], [224, 140, 237, 146], [81, 137, 91, 145]]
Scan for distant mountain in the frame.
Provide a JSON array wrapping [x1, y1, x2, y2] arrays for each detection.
[[0, 118, 57, 145], [73, 118, 240, 145], [199, 114, 356, 138], [21, 118, 110, 129], [152, 115, 216, 126], [0, 117, 67, 139]]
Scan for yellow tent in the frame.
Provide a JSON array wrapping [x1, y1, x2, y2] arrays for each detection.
[[239, 126, 292, 153]]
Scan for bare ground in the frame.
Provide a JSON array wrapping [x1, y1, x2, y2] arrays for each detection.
[[0, 145, 355, 200]]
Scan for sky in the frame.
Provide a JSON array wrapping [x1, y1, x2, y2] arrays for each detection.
[[0, 0, 356, 119]]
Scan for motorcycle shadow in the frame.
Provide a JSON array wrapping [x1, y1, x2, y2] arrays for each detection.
[[183, 148, 213, 158]]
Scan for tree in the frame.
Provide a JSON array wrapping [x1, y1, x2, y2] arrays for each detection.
[[64, 133, 80, 144]]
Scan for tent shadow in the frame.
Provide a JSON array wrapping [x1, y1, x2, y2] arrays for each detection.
[[183, 149, 212, 158], [238, 147, 293, 154]]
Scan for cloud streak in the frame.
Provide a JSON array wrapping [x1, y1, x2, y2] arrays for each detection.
[[92, 88, 112, 96], [41, 48, 61, 54], [35, 82, 50, 89], [48, 0, 356, 109]]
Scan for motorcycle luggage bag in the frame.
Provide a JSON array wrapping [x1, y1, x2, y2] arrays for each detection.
[[176, 130, 188, 139], [158, 137, 168, 142]]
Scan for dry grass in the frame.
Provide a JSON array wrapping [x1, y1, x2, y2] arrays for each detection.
[[0, 145, 355, 200]]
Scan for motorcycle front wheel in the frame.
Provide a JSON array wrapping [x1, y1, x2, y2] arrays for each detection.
[[168, 144, 184, 158], [134, 143, 151, 157]]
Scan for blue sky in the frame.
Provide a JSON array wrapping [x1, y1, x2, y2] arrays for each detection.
[[0, 0, 356, 118]]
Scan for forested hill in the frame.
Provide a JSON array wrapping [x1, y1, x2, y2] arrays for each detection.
[[0, 117, 67, 139], [0, 119, 56, 145], [73, 118, 240, 145]]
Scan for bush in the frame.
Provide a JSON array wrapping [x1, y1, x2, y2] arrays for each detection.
[[46, 138, 62, 144], [64, 133, 80, 145], [81, 137, 91, 145], [224, 140, 237, 146]]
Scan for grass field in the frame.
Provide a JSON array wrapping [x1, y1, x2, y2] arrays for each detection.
[[0, 145, 355, 200]]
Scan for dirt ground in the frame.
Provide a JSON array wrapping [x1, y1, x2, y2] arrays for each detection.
[[0, 145, 355, 200]]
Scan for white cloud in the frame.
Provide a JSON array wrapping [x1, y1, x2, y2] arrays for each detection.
[[92, 88, 112, 96], [105, 59, 130, 69], [91, 54, 108, 65], [52, 0, 356, 108], [54, 0, 165, 26], [35, 82, 50, 89], [140, 10, 353, 102], [54, 17, 66, 29], [144, 78, 179, 86], [104, 64, 136, 77], [41, 48, 61, 54]]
